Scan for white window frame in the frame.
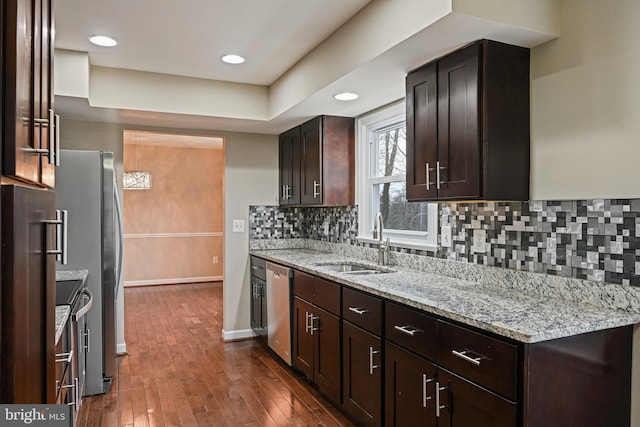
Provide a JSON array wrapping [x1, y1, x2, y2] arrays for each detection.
[[356, 100, 438, 250]]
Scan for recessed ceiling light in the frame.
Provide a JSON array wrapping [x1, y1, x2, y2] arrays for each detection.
[[221, 54, 245, 64], [334, 92, 359, 101], [89, 35, 117, 47]]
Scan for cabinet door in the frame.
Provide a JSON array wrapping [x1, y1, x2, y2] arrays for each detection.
[[342, 321, 382, 427], [436, 369, 517, 427], [437, 42, 481, 199], [300, 117, 322, 205], [385, 342, 437, 427], [3, 0, 40, 184], [279, 127, 301, 205], [292, 298, 314, 379], [314, 307, 341, 405], [406, 62, 438, 201], [1, 185, 56, 403]]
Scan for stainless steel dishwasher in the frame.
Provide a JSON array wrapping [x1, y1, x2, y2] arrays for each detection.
[[266, 262, 292, 365]]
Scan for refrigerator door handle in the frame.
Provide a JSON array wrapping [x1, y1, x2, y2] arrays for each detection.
[[113, 175, 125, 299]]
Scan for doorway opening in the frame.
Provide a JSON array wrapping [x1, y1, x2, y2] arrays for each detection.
[[121, 130, 225, 287]]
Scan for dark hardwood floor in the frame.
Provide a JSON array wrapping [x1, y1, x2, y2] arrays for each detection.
[[77, 282, 355, 427]]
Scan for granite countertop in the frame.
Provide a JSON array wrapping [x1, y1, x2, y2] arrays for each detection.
[[56, 269, 89, 283], [55, 305, 71, 345], [54, 270, 89, 345], [251, 248, 640, 344]]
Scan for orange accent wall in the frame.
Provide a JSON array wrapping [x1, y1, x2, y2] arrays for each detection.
[[122, 137, 224, 285]]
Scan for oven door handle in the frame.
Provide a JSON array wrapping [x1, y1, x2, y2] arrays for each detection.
[[73, 288, 94, 321]]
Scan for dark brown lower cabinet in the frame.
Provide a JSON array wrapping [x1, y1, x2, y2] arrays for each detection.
[[437, 369, 516, 427], [342, 321, 382, 427], [292, 297, 341, 405], [1, 184, 56, 403], [385, 342, 437, 427]]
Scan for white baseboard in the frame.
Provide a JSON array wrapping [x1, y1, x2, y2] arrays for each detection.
[[221, 328, 256, 342], [116, 341, 127, 355], [124, 276, 223, 287]]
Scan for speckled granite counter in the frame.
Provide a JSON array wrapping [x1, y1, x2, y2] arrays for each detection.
[[56, 269, 89, 283], [55, 306, 71, 344], [250, 247, 640, 343], [55, 270, 88, 344]]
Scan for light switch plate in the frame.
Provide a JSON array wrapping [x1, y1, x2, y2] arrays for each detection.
[[232, 220, 245, 233], [472, 229, 487, 253], [441, 225, 452, 248]]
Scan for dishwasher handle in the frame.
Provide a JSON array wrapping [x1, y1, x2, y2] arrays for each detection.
[[266, 262, 293, 279]]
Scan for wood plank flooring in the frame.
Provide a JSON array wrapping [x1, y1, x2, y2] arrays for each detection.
[[76, 282, 355, 427]]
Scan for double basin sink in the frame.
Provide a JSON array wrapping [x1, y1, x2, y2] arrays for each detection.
[[315, 262, 394, 276]]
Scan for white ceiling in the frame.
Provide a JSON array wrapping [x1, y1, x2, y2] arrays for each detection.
[[54, 0, 371, 86], [53, 0, 558, 135]]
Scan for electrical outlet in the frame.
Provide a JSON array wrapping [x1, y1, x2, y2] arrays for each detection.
[[232, 220, 245, 233], [472, 229, 487, 253], [212, 256, 218, 264], [441, 225, 452, 248]]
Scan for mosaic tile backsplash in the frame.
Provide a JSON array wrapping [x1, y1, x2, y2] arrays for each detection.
[[439, 200, 640, 286], [249, 205, 358, 244], [249, 199, 640, 287]]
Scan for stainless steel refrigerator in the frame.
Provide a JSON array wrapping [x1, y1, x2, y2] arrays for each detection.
[[55, 150, 124, 395]]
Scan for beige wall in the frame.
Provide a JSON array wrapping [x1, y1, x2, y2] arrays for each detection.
[[222, 132, 279, 340], [530, 1, 640, 422], [531, 0, 640, 200], [122, 141, 224, 285]]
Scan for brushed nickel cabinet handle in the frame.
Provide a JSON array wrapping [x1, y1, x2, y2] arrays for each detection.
[[348, 306, 368, 315], [436, 381, 449, 417], [45, 210, 68, 264], [394, 325, 421, 337], [451, 349, 482, 366], [309, 314, 319, 335], [423, 374, 434, 408], [369, 346, 380, 375]]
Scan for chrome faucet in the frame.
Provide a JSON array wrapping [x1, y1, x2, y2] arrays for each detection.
[[373, 212, 389, 265]]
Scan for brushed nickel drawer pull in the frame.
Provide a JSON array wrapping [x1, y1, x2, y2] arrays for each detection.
[[452, 349, 482, 366], [394, 325, 421, 336], [348, 306, 368, 315]]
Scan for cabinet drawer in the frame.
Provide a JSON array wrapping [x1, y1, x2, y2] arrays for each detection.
[[293, 270, 315, 302], [342, 287, 383, 336], [437, 321, 518, 400], [250, 256, 267, 281], [313, 277, 341, 316], [385, 301, 437, 361]]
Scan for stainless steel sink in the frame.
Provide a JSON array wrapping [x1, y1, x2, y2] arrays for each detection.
[[316, 263, 392, 275]]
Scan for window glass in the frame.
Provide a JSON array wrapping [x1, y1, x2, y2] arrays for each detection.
[[357, 102, 437, 248]]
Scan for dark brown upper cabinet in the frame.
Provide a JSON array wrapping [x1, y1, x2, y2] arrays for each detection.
[[279, 127, 301, 205], [406, 40, 530, 201], [3, 0, 58, 188], [279, 115, 354, 206]]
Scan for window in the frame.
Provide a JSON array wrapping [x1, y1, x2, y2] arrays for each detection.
[[356, 101, 437, 249]]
